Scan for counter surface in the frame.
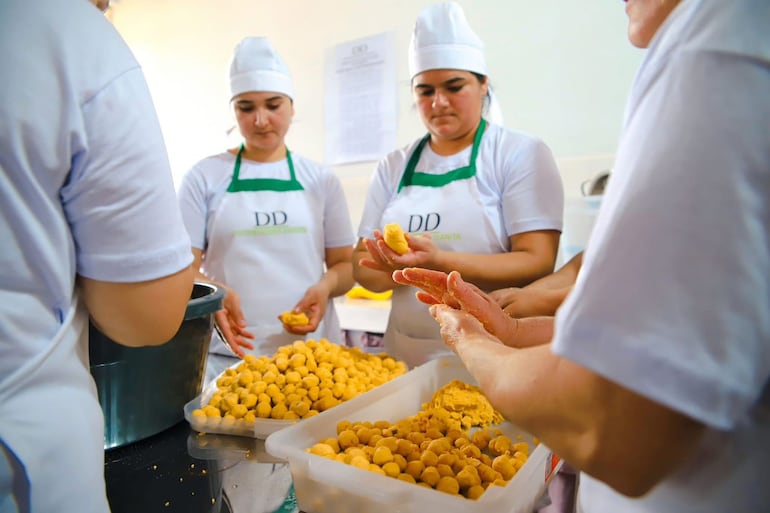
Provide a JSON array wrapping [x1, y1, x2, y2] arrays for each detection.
[[334, 295, 391, 333]]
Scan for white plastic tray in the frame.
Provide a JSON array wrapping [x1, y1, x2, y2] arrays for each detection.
[[265, 356, 562, 513]]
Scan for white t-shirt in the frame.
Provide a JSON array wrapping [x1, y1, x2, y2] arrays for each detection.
[[178, 150, 356, 353], [552, 1, 770, 511], [358, 122, 564, 243], [0, 1, 192, 512]]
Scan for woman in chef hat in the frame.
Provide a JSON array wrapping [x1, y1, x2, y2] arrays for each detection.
[[178, 37, 356, 359], [353, 2, 564, 369]]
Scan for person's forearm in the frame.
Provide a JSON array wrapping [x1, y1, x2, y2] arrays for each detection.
[[453, 337, 703, 497], [529, 286, 573, 316], [505, 316, 554, 347], [431, 249, 554, 290], [319, 261, 355, 298], [352, 248, 398, 292], [527, 252, 583, 290]]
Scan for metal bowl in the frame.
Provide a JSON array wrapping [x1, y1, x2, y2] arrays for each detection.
[[89, 282, 224, 450]]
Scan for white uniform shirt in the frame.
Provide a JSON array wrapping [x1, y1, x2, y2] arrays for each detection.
[[178, 150, 356, 354], [0, 1, 193, 512], [359, 122, 563, 244], [552, 1, 770, 511]]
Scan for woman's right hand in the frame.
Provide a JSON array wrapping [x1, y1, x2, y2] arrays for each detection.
[[215, 286, 255, 358]]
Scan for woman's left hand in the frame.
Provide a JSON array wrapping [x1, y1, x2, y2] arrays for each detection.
[[358, 229, 440, 274]]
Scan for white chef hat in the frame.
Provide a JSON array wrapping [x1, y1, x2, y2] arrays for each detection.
[[408, 2, 486, 79], [229, 37, 294, 100], [408, 2, 505, 126]]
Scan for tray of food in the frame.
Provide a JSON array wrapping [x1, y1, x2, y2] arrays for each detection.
[[264, 356, 562, 513], [184, 338, 407, 439]]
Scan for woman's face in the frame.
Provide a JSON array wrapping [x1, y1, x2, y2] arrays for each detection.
[[624, 0, 681, 48], [412, 69, 487, 143], [232, 91, 294, 155]]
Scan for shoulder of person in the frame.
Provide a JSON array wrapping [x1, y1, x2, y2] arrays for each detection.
[[188, 151, 234, 173], [289, 152, 338, 181], [482, 123, 553, 158], [180, 152, 234, 187], [671, 0, 767, 54], [288, 153, 347, 193], [60, 1, 140, 97], [645, 0, 768, 74], [378, 137, 425, 171], [288, 152, 327, 173]]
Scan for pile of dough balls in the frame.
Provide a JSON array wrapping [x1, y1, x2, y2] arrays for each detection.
[[192, 339, 407, 422], [306, 380, 530, 500], [418, 379, 504, 432]]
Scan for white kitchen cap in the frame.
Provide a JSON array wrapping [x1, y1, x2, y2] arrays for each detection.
[[229, 37, 294, 100], [408, 2, 486, 79]]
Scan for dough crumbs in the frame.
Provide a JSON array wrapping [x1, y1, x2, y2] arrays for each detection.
[[417, 379, 504, 432]]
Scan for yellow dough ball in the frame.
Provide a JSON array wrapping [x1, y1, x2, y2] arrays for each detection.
[[383, 223, 409, 255]]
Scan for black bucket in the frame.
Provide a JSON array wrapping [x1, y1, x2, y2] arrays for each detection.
[[89, 282, 224, 450]]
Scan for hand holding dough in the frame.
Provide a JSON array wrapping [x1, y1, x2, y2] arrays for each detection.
[[383, 223, 409, 255]]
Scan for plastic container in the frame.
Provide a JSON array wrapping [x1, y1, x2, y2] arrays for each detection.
[[265, 356, 562, 513], [90, 281, 224, 450], [186, 430, 285, 464]]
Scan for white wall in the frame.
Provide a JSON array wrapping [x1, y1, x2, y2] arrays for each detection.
[[110, 0, 642, 225]]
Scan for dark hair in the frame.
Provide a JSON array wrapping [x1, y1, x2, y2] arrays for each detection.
[[471, 72, 492, 114], [471, 72, 486, 84]]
